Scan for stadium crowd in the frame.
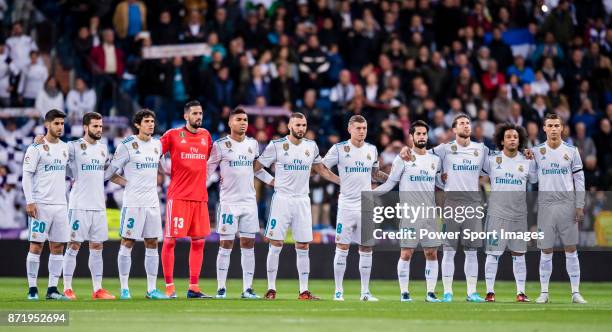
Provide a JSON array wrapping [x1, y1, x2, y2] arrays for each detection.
[[0, 0, 610, 242]]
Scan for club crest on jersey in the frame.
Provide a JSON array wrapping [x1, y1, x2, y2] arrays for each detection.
[[268, 230, 273, 237], [283, 143, 289, 151], [71, 231, 76, 239], [180, 131, 185, 138], [221, 226, 226, 232], [367, 153, 372, 160], [43, 144, 49, 152], [63, 150, 67, 158], [540, 147, 546, 155], [474, 150, 479, 157], [496, 156, 502, 169], [344, 145, 350, 153], [132, 142, 139, 150], [305, 150, 310, 157], [431, 163, 435, 170], [80, 143, 87, 150], [201, 138, 207, 145], [518, 165, 524, 172], [410, 155, 416, 162], [101, 151, 105, 158], [248, 147, 253, 154], [154, 148, 159, 155], [126, 230, 132, 237], [563, 153, 570, 161], [451, 144, 457, 154]]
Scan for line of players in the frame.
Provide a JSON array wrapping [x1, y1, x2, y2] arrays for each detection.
[[22, 102, 586, 303]]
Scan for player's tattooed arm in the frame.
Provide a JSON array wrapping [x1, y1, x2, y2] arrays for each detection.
[[312, 163, 340, 185], [109, 173, 127, 186], [371, 167, 388, 183]]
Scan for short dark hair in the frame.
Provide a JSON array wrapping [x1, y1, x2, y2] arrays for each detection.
[[451, 113, 471, 128], [184, 100, 202, 113], [544, 113, 564, 125], [348, 115, 366, 125], [290, 112, 305, 120], [410, 120, 430, 135], [83, 112, 103, 126], [132, 109, 156, 132], [44, 109, 66, 122], [493, 123, 527, 151], [230, 106, 247, 118]]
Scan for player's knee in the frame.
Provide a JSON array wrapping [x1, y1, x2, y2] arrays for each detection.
[[336, 243, 349, 251], [295, 242, 308, 250], [29, 242, 43, 254], [69, 242, 81, 251], [358, 246, 372, 253], [564, 246, 577, 253], [239, 238, 255, 249], [400, 249, 413, 261], [511, 251, 524, 257], [144, 238, 158, 249], [220, 240, 234, 249], [424, 249, 437, 260], [121, 238, 135, 249], [542, 248, 553, 254], [270, 240, 284, 248], [49, 242, 64, 255]]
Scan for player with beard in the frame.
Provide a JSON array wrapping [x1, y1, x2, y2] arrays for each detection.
[[160, 100, 213, 299], [400, 114, 489, 303], [481, 123, 537, 302], [375, 121, 442, 302], [255, 112, 340, 300]]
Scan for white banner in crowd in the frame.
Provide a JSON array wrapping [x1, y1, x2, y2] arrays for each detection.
[[142, 43, 212, 59]]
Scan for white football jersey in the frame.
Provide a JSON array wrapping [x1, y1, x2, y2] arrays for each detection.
[[257, 136, 321, 196], [67, 138, 109, 210], [532, 141, 585, 206], [22, 139, 69, 205], [322, 140, 378, 210], [431, 140, 488, 192], [208, 135, 260, 205], [388, 153, 441, 192], [482, 151, 537, 220], [110, 135, 162, 208]]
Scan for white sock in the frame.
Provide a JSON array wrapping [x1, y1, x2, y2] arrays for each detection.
[[565, 251, 581, 294], [48, 254, 64, 288], [464, 250, 478, 295], [485, 254, 500, 293], [144, 248, 159, 293], [118, 245, 132, 290], [296, 248, 310, 293], [512, 255, 526, 294], [539, 252, 553, 293], [26, 252, 40, 288], [397, 258, 410, 294], [266, 245, 282, 290], [89, 249, 104, 292], [425, 259, 438, 293], [359, 251, 373, 295], [333, 248, 348, 293], [441, 250, 455, 294], [62, 248, 78, 291], [241, 248, 255, 292], [216, 247, 232, 290]]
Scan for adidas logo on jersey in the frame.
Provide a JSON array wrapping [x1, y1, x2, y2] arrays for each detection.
[[181, 139, 187, 143]]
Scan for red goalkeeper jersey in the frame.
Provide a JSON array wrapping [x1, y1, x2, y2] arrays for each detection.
[[160, 127, 212, 202]]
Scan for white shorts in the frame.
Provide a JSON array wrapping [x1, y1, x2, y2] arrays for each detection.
[[264, 194, 312, 243], [216, 202, 259, 241], [119, 206, 162, 240], [335, 208, 365, 245], [28, 204, 69, 243], [68, 209, 108, 243]]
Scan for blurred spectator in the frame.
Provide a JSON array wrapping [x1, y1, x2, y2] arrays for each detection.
[[593, 118, 611, 173], [299, 35, 329, 92], [66, 78, 96, 123], [90, 29, 125, 76], [180, 10, 206, 44], [482, 59, 505, 100], [245, 65, 269, 105], [541, 0, 574, 45], [113, 0, 147, 40], [269, 62, 297, 107], [152, 10, 178, 45], [574, 122, 597, 162], [34, 77, 64, 117], [507, 55, 535, 84], [532, 32, 565, 65], [17, 51, 47, 107], [5, 21, 37, 72]]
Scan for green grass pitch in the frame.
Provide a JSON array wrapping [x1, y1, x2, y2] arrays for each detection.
[[1, 278, 611, 332]]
